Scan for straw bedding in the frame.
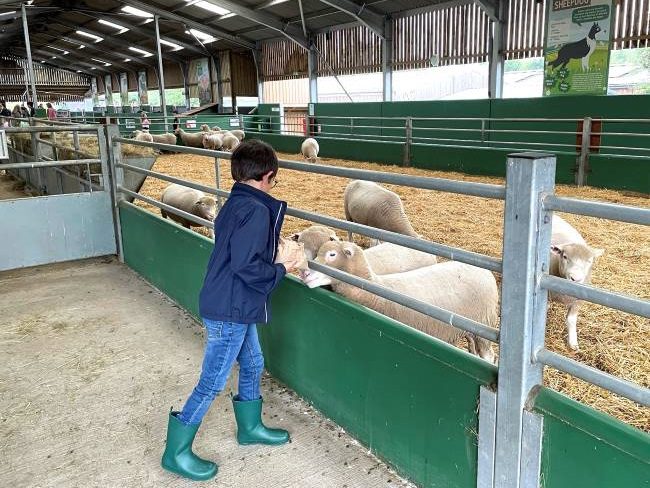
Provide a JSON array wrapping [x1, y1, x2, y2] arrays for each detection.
[[136, 151, 649, 431]]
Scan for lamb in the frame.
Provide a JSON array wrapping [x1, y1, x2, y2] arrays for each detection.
[[132, 130, 153, 143], [202, 132, 223, 150], [549, 214, 604, 350], [160, 184, 217, 239], [344, 180, 418, 243], [230, 129, 245, 141], [151, 132, 177, 145], [221, 133, 240, 152], [301, 138, 319, 163], [200, 124, 212, 133], [174, 128, 206, 148], [211, 125, 222, 132], [302, 241, 497, 363], [292, 225, 437, 274]]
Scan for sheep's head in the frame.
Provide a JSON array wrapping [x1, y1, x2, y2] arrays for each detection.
[[200, 124, 210, 132], [290, 225, 339, 260], [551, 243, 604, 284], [301, 241, 366, 289], [131, 130, 142, 138], [195, 196, 217, 222], [174, 128, 182, 135]]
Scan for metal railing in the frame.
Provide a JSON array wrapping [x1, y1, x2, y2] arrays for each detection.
[[3, 121, 106, 195], [107, 130, 649, 488], [67, 111, 650, 189]]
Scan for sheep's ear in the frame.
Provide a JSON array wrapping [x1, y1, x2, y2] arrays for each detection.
[[342, 245, 355, 257], [290, 232, 300, 241], [550, 245, 563, 255], [329, 236, 337, 241], [591, 247, 605, 258]]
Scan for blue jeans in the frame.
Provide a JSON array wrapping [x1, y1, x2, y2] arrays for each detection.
[[178, 319, 264, 425]]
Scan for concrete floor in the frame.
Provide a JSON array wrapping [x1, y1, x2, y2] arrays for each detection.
[[0, 258, 414, 488]]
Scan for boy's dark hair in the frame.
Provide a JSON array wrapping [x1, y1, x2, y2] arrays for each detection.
[[231, 139, 278, 182]]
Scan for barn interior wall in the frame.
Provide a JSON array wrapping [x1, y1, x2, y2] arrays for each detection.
[[118, 202, 650, 488]]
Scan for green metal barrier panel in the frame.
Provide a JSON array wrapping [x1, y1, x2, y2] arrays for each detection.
[[533, 387, 650, 488], [254, 96, 650, 193], [119, 202, 650, 487], [119, 203, 496, 487]]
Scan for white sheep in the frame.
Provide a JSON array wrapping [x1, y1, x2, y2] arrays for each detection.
[[200, 124, 212, 133], [202, 133, 223, 150], [211, 125, 222, 132], [290, 225, 340, 260], [151, 132, 177, 145], [174, 128, 205, 148], [161, 184, 217, 239], [230, 129, 245, 141], [301, 138, 319, 163], [221, 133, 240, 152], [132, 130, 153, 143], [292, 225, 437, 274], [302, 241, 497, 363], [549, 214, 604, 350], [344, 180, 418, 243]]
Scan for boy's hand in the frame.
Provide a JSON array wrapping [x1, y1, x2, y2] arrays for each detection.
[[280, 258, 301, 273]]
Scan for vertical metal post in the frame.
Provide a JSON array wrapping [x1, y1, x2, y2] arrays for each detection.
[[382, 17, 393, 102], [214, 157, 222, 210], [154, 15, 168, 133], [252, 45, 264, 105], [493, 152, 555, 488], [105, 124, 125, 262], [403, 116, 412, 167], [308, 44, 318, 104], [21, 2, 37, 106], [576, 116, 592, 187], [488, 1, 506, 99], [180, 62, 191, 110], [481, 119, 486, 143]]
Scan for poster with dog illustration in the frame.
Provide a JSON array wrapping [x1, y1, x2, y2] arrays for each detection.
[[543, 0, 614, 96]]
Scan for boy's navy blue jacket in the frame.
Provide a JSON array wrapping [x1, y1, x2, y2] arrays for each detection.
[[199, 182, 287, 324]]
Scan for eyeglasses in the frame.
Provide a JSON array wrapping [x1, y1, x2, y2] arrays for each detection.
[[271, 179, 278, 188]]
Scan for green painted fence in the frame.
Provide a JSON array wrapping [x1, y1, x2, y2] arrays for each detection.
[[119, 202, 650, 488], [249, 96, 650, 193]]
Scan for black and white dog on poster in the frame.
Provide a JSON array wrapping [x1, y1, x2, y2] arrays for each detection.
[[547, 22, 601, 72]]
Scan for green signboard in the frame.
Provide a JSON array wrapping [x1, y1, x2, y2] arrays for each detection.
[[543, 0, 614, 96]]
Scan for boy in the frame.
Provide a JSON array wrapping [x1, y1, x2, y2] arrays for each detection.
[[161, 140, 300, 481]]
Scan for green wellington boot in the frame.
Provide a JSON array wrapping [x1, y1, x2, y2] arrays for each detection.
[[232, 396, 290, 446], [161, 411, 218, 481]]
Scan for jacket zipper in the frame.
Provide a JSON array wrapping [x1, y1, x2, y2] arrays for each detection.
[[271, 203, 283, 261], [266, 204, 284, 323]]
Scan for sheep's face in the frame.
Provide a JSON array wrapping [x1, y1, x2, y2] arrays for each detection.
[[290, 226, 339, 261], [196, 197, 217, 222], [301, 241, 358, 289], [551, 243, 603, 284]]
